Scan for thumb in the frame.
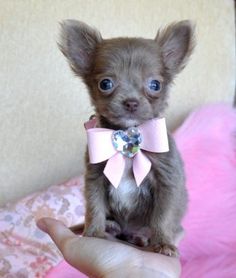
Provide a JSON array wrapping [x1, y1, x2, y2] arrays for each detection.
[[37, 218, 105, 277]]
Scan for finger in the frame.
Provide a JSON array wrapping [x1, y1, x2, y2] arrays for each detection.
[[37, 218, 99, 276], [37, 217, 76, 250]]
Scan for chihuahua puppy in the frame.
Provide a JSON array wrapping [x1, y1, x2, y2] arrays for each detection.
[[59, 20, 194, 256]]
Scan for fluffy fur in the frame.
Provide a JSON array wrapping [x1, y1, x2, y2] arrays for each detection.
[[59, 20, 195, 256]]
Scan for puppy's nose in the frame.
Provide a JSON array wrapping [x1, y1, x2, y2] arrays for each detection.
[[123, 99, 140, 112]]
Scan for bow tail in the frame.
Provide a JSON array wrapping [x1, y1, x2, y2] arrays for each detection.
[[133, 151, 152, 186], [103, 153, 126, 188]]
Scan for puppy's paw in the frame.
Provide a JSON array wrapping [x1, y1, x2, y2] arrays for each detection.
[[105, 220, 121, 236], [83, 227, 106, 239], [151, 243, 179, 257], [121, 233, 149, 247]]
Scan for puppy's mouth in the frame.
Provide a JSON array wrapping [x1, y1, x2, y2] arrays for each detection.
[[99, 112, 150, 130], [121, 117, 140, 128]]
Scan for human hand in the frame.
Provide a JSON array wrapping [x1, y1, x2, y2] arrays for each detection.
[[37, 218, 181, 278]]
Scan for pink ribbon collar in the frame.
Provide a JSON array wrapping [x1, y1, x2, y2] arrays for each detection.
[[85, 117, 169, 188]]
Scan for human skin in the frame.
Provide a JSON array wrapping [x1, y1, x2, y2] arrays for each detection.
[[37, 218, 181, 278]]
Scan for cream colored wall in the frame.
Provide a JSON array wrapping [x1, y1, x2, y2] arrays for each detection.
[[0, 0, 235, 205]]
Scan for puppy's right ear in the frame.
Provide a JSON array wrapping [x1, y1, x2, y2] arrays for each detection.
[[59, 20, 102, 77]]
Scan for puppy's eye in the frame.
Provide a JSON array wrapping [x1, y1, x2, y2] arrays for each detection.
[[148, 80, 161, 91], [98, 78, 114, 93], [146, 79, 162, 98]]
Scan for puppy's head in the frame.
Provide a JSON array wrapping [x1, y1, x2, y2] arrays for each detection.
[[59, 20, 194, 129]]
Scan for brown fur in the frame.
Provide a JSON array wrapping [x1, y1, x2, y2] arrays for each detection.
[[59, 20, 195, 256]]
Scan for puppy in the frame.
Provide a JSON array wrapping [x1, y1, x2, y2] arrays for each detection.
[[59, 20, 194, 256]]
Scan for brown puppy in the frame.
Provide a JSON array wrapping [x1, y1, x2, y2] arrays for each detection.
[[59, 20, 194, 256]]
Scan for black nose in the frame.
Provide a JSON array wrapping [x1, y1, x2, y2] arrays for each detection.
[[123, 99, 140, 112]]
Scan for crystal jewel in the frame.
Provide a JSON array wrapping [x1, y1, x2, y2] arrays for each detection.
[[112, 127, 142, 158]]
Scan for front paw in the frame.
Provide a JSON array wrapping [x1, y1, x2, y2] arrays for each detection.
[[151, 243, 179, 257], [83, 226, 106, 239], [117, 233, 149, 247], [105, 220, 122, 236]]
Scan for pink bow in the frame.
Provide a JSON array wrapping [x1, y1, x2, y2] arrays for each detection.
[[85, 118, 169, 188]]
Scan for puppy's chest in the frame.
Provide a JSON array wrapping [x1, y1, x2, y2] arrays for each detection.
[[108, 160, 151, 214]]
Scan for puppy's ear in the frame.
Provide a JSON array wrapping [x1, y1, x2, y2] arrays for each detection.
[[156, 20, 195, 77], [59, 20, 102, 77]]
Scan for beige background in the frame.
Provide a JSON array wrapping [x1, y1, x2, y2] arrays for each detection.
[[0, 0, 235, 205]]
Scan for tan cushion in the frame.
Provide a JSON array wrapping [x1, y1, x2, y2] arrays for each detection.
[[0, 0, 235, 205]]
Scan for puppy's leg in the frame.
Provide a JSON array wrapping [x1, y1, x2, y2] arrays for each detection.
[[150, 227, 179, 257], [83, 160, 109, 238], [70, 220, 121, 238], [83, 181, 107, 238], [149, 192, 184, 257], [83, 183, 106, 238], [148, 136, 187, 257]]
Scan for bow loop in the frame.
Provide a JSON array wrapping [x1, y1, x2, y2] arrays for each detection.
[[86, 128, 116, 163], [139, 118, 169, 152]]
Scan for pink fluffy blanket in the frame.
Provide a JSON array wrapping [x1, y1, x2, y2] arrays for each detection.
[[46, 103, 236, 278], [176, 104, 236, 277], [0, 104, 235, 277]]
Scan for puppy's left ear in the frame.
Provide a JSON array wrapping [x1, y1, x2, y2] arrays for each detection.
[[156, 20, 195, 77]]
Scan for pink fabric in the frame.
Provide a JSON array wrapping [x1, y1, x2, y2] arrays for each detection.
[[176, 104, 236, 277], [46, 261, 87, 278], [1, 103, 235, 277], [0, 177, 85, 277], [86, 117, 169, 187]]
